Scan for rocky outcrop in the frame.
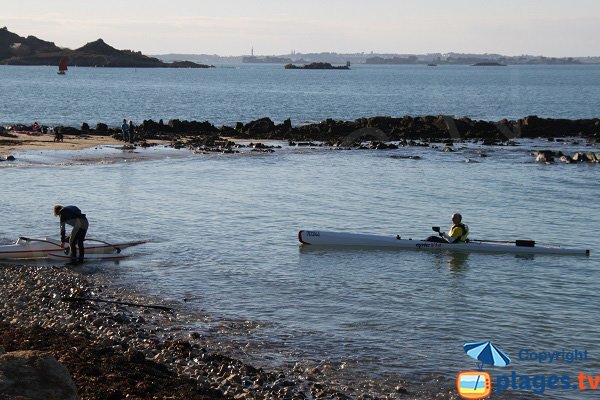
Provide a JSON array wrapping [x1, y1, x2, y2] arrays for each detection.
[[4, 115, 599, 143], [242, 118, 276, 135], [519, 116, 599, 137], [0, 350, 79, 400], [0, 28, 213, 68], [531, 150, 599, 163], [284, 62, 350, 70]]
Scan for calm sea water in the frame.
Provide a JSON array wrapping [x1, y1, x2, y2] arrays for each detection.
[[1, 64, 600, 126], [1, 141, 599, 398], [1, 65, 600, 398]]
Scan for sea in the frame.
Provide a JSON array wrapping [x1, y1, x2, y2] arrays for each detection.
[[1, 64, 600, 399]]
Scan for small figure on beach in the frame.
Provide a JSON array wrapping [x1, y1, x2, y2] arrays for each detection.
[[31, 121, 41, 132], [54, 205, 89, 263], [53, 127, 63, 142], [121, 119, 129, 142], [427, 213, 469, 243], [128, 120, 135, 143]]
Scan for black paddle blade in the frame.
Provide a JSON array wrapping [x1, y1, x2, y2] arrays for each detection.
[[432, 226, 441, 233]]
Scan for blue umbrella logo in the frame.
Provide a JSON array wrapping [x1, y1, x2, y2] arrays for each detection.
[[464, 341, 511, 370]]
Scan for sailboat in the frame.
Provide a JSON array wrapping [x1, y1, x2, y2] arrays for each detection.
[[57, 57, 68, 75]]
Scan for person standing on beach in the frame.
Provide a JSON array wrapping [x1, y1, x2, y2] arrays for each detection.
[[121, 119, 129, 142], [128, 120, 135, 143], [54, 205, 89, 263]]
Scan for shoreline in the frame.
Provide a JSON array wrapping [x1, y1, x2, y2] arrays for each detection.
[[2, 115, 598, 151], [2, 115, 598, 168], [0, 265, 450, 399], [0, 131, 170, 155]]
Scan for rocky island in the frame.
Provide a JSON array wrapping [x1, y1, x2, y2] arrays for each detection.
[[472, 62, 507, 66], [284, 62, 350, 70], [0, 27, 214, 68]]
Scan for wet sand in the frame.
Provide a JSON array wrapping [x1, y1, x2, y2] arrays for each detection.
[[0, 132, 168, 155]]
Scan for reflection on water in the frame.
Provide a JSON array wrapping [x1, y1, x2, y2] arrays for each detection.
[[1, 143, 599, 399], [434, 251, 470, 272]]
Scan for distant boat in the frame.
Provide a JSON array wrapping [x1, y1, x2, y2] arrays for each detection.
[[58, 57, 68, 75], [427, 63, 438, 67]]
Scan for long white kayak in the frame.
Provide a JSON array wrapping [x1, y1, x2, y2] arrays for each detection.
[[0, 237, 146, 260], [298, 230, 591, 256]]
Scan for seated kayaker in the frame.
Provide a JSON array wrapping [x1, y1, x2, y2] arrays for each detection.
[[427, 213, 469, 243], [53, 204, 89, 262]]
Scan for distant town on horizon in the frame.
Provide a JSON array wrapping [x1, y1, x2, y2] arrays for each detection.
[[155, 50, 600, 65]]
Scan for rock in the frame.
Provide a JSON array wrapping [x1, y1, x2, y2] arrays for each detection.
[[243, 118, 275, 135], [519, 115, 598, 137], [127, 349, 145, 363], [167, 119, 219, 135], [4, 155, 16, 161], [368, 141, 398, 150], [559, 155, 573, 164], [395, 385, 409, 394], [55, 126, 81, 136], [572, 152, 592, 162], [219, 125, 238, 136], [81, 122, 90, 132], [532, 150, 561, 163], [95, 123, 108, 133], [0, 350, 78, 400]]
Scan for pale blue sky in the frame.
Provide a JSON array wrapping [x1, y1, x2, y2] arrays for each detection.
[[2, 0, 599, 56]]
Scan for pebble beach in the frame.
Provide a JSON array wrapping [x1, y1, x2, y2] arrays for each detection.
[[0, 265, 456, 400]]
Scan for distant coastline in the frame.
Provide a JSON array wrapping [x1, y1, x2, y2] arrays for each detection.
[[3, 27, 597, 67], [156, 52, 600, 66]]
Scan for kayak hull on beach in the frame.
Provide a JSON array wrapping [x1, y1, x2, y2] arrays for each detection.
[[298, 230, 590, 256], [0, 237, 146, 260], [48, 252, 131, 262]]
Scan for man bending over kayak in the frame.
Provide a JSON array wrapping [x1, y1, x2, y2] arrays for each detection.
[[427, 213, 469, 243], [53, 205, 89, 262]]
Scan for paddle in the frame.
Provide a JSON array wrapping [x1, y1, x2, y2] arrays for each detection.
[[84, 238, 122, 253], [469, 239, 536, 247]]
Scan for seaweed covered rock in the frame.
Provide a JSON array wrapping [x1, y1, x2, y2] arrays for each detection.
[[0, 350, 79, 400]]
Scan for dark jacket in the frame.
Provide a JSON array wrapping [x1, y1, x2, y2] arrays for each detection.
[[59, 206, 87, 240]]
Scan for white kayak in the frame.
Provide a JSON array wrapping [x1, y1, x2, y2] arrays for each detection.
[[298, 230, 591, 256], [48, 252, 131, 262], [0, 237, 146, 260]]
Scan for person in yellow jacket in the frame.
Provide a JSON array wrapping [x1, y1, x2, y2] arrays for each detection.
[[441, 213, 469, 243], [428, 213, 469, 243]]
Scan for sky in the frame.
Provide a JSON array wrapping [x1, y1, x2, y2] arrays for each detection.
[[2, 0, 599, 56]]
